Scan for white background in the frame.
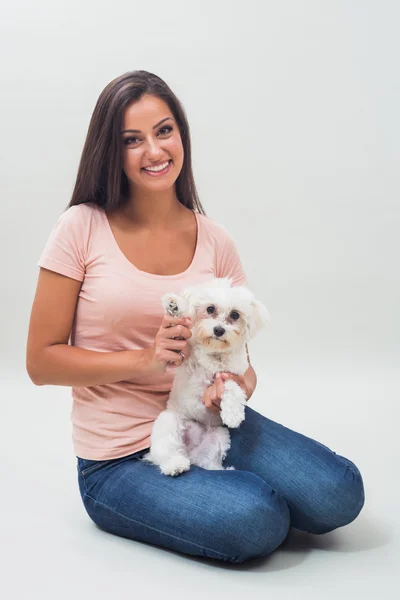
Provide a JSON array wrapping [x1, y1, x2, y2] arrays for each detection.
[[1, 1, 398, 598]]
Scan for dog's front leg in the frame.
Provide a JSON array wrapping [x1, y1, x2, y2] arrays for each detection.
[[142, 410, 190, 476], [219, 379, 247, 428]]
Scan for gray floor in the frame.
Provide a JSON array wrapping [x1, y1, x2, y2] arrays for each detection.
[[2, 358, 398, 599]]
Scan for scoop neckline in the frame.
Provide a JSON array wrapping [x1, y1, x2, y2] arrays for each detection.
[[100, 207, 202, 280]]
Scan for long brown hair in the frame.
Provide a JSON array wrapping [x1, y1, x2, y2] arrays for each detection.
[[67, 70, 206, 215]]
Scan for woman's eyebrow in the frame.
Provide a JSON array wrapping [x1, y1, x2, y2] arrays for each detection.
[[121, 117, 173, 134]]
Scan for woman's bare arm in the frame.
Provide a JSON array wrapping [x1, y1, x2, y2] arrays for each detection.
[[26, 268, 152, 387]]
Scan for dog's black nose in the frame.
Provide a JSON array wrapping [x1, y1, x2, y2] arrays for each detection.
[[213, 326, 225, 337]]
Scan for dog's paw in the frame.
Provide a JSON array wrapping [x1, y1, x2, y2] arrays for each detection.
[[220, 407, 245, 428], [220, 395, 245, 428], [161, 293, 187, 318], [159, 455, 191, 477], [225, 465, 235, 471], [220, 380, 246, 428]]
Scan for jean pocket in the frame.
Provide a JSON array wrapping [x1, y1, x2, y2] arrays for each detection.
[[78, 448, 150, 478], [79, 458, 117, 478]]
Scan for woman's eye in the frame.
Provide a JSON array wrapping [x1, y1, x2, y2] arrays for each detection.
[[230, 311, 240, 320], [123, 126, 173, 146], [159, 125, 173, 135], [206, 306, 215, 314], [123, 137, 139, 146]]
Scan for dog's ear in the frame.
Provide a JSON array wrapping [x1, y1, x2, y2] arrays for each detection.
[[210, 276, 233, 288], [180, 289, 198, 321], [248, 299, 270, 339]]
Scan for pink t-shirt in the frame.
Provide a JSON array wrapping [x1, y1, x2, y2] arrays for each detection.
[[37, 202, 248, 459]]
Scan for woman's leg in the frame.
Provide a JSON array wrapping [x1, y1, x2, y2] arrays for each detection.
[[76, 448, 290, 564], [226, 407, 365, 535]]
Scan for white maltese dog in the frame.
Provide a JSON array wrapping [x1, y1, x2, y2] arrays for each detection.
[[142, 277, 270, 476]]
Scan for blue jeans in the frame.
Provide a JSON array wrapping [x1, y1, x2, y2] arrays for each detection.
[[76, 407, 365, 564]]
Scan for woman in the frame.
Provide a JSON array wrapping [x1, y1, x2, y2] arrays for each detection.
[[26, 70, 365, 564]]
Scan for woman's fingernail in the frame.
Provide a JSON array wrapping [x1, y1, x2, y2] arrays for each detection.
[[216, 372, 220, 378]]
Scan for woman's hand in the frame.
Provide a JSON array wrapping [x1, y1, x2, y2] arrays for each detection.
[[202, 372, 250, 414], [219, 372, 249, 399], [144, 315, 193, 373], [202, 372, 225, 414]]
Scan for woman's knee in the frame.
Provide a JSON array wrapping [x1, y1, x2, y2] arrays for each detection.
[[293, 457, 365, 535], [78, 466, 292, 565], [214, 476, 291, 563]]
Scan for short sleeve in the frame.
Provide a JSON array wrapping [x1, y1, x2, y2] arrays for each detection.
[[37, 205, 87, 282], [216, 227, 248, 287]]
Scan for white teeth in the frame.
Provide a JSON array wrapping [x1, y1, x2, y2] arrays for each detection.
[[144, 161, 170, 172]]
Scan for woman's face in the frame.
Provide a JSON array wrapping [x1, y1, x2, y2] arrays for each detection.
[[120, 94, 184, 193]]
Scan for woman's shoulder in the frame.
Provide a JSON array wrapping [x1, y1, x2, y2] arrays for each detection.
[[63, 201, 101, 219], [56, 202, 102, 230], [196, 212, 234, 245], [45, 202, 102, 244]]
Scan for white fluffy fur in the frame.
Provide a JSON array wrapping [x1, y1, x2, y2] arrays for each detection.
[[142, 277, 270, 476]]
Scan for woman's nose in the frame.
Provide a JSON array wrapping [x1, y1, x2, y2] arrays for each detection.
[[145, 137, 163, 157]]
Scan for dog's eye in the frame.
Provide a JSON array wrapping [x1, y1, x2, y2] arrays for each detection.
[[230, 311, 240, 320], [206, 306, 215, 314]]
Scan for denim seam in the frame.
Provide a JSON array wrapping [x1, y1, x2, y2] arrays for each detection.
[[83, 492, 237, 562], [312, 441, 363, 483], [81, 472, 89, 494]]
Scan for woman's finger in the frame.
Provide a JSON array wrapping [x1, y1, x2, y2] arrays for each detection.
[[215, 373, 225, 400], [203, 385, 219, 413], [211, 398, 221, 411], [203, 386, 213, 407], [207, 377, 221, 413]]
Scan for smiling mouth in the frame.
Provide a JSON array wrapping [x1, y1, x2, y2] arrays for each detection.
[[141, 160, 172, 175]]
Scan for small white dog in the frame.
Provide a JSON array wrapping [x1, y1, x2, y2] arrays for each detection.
[[142, 277, 270, 476]]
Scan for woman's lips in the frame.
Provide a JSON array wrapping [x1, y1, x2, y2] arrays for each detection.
[[142, 160, 172, 176]]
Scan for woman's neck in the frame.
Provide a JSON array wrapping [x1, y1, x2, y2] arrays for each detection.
[[119, 192, 185, 230]]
